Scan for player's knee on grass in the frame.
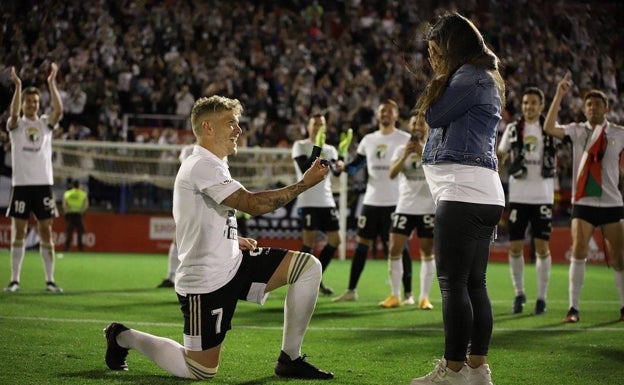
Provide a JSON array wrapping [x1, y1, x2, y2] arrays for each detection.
[[185, 355, 218, 380], [287, 251, 321, 284]]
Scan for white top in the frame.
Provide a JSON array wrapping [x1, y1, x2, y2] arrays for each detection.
[[179, 144, 194, 162], [498, 121, 554, 204], [392, 144, 435, 215], [292, 139, 337, 208], [173, 145, 244, 295], [423, 163, 505, 207], [357, 129, 410, 206], [8, 115, 56, 186], [563, 121, 624, 207]]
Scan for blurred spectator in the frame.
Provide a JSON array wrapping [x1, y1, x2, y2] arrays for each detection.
[[0, 0, 621, 148], [63, 79, 87, 129]]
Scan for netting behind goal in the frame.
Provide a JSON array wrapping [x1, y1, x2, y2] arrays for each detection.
[[52, 140, 350, 259], [52, 141, 296, 191]]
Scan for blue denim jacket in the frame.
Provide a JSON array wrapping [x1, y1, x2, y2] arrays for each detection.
[[422, 64, 502, 171]]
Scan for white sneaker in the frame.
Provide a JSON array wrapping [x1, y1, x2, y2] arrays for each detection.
[[465, 364, 493, 385], [331, 290, 358, 302], [410, 359, 468, 385], [402, 295, 416, 306]]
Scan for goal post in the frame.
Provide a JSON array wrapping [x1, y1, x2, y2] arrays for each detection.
[[51, 140, 348, 259]]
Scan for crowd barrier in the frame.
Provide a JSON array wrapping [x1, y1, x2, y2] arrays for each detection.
[[0, 212, 608, 265]]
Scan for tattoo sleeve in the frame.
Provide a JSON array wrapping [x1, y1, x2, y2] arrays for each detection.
[[225, 181, 309, 216]]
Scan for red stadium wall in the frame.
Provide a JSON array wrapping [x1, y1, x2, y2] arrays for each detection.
[[0, 213, 608, 265]]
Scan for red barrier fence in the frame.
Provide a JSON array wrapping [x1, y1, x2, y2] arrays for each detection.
[[0, 213, 607, 264]]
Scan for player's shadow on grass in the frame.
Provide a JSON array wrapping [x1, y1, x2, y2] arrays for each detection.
[[596, 346, 624, 362], [61, 370, 282, 385], [59, 370, 194, 384]]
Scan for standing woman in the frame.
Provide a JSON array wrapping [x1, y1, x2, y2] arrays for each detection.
[[410, 13, 505, 385]]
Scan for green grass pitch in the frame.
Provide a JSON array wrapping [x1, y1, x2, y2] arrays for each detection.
[[1, 251, 622, 384]]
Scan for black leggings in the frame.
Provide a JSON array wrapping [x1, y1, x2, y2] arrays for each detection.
[[434, 201, 503, 361]]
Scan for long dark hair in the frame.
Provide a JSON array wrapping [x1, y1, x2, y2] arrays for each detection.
[[414, 12, 505, 116]]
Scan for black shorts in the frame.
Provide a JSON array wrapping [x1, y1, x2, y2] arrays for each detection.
[[356, 205, 395, 241], [299, 207, 339, 232], [507, 203, 552, 241], [571, 205, 624, 227], [6, 185, 57, 220], [177, 247, 288, 351], [390, 213, 435, 238]]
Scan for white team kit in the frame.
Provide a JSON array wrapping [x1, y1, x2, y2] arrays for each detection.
[[498, 121, 554, 205], [8, 115, 56, 186], [357, 129, 411, 206], [563, 121, 624, 207], [292, 139, 338, 208], [391, 144, 435, 215], [173, 145, 244, 295]]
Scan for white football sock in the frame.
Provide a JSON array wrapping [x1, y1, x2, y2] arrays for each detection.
[[389, 257, 403, 298], [535, 252, 551, 301], [508, 251, 524, 296], [10, 241, 25, 282], [40, 242, 55, 282], [282, 252, 321, 360], [419, 257, 435, 300], [117, 329, 192, 378]]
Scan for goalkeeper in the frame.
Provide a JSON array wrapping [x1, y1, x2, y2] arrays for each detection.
[[291, 113, 352, 295]]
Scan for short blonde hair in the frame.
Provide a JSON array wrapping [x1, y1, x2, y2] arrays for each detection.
[[191, 95, 243, 136]]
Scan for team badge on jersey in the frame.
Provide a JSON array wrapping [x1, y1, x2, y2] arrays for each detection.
[[375, 144, 388, 159], [523, 136, 538, 153], [409, 154, 422, 169], [27, 126, 41, 143]]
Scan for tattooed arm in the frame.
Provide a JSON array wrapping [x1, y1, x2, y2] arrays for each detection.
[[222, 157, 329, 216]]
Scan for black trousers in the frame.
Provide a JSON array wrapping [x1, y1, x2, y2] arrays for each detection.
[[65, 213, 85, 250], [434, 201, 503, 361]]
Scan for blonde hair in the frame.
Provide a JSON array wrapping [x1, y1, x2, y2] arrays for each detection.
[[191, 95, 243, 136]]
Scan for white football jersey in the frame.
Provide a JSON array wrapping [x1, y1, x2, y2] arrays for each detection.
[[173, 146, 244, 295], [357, 129, 410, 206], [8, 115, 56, 186], [498, 121, 554, 204], [563, 121, 624, 206], [179, 144, 195, 162], [392, 144, 435, 215], [292, 139, 338, 208]]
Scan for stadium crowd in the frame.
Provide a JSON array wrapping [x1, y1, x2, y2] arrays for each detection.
[[0, 0, 623, 150]]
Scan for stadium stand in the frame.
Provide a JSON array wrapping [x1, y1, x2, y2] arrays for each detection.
[[0, 0, 622, 214]]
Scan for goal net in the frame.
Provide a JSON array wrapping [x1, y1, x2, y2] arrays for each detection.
[[51, 140, 350, 259], [52, 140, 297, 191]]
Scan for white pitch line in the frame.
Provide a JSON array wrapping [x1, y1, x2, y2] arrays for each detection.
[[1, 315, 622, 332]]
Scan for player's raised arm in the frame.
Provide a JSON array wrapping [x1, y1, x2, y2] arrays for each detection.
[[8, 67, 22, 130], [47, 62, 63, 127], [223, 157, 329, 216], [543, 72, 571, 140]]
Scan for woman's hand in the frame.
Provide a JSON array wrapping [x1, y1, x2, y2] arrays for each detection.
[[238, 236, 258, 251]]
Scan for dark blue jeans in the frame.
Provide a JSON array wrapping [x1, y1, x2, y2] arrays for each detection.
[[434, 200, 503, 361]]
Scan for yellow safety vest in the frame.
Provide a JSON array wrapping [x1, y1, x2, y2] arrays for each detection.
[[63, 188, 88, 213]]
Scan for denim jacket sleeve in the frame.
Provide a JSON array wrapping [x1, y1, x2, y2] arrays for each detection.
[[425, 64, 490, 128]]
